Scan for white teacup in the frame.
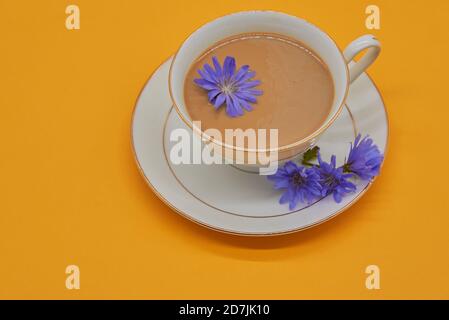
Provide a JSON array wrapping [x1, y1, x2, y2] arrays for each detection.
[[169, 11, 380, 171]]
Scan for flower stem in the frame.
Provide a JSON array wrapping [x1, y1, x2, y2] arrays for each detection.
[[301, 161, 316, 167], [342, 163, 352, 173]]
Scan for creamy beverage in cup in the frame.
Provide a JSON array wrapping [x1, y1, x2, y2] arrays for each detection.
[[169, 11, 381, 171]]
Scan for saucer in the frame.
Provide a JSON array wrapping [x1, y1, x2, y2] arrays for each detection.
[[131, 58, 389, 236]]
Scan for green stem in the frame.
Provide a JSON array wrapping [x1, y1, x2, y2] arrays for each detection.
[[301, 161, 317, 167], [342, 163, 352, 173]]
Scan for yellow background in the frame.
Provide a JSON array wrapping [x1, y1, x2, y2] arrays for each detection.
[[1, 0, 448, 299]]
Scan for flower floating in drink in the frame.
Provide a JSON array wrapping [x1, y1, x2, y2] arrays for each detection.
[[194, 56, 263, 117]]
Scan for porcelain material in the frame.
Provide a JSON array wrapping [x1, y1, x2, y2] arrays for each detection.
[[168, 11, 381, 166], [131, 58, 388, 236]]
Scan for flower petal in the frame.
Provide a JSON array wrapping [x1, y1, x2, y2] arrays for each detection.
[[234, 91, 257, 103], [194, 78, 219, 91], [244, 89, 263, 96], [273, 179, 289, 189], [204, 64, 218, 83], [234, 71, 256, 85], [232, 65, 250, 83], [330, 155, 337, 168], [225, 95, 239, 117], [333, 191, 342, 203], [212, 56, 223, 79], [229, 94, 244, 117], [280, 187, 294, 205], [213, 93, 226, 109], [207, 89, 221, 102], [238, 80, 261, 89], [197, 69, 215, 83], [223, 56, 236, 78], [239, 99, 253, 112], [283, 161, 299, 175]]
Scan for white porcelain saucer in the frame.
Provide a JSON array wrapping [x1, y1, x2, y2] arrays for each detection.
[[131, 58, 389, 236]]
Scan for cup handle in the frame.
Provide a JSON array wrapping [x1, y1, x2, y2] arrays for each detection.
[[343, 35, 381, 83]]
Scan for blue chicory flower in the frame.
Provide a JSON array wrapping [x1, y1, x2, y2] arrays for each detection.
[[267, 161, 322, 210], [269, 134, 383, 207], [194, 56, 263, 117], [317, 154, 357, 203], [345, 134, 384, 180]]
